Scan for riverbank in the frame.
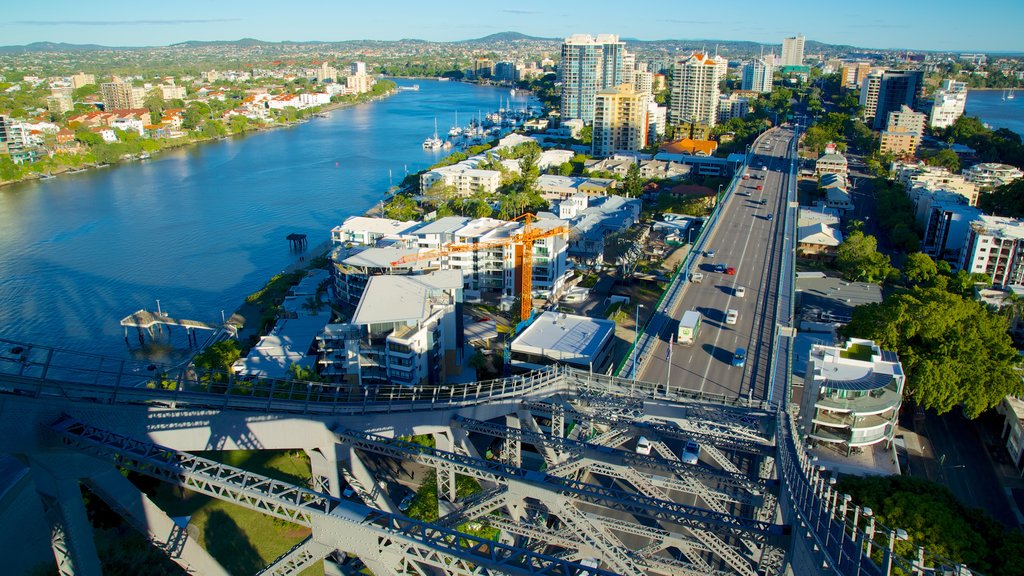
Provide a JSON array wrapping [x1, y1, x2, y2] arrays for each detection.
[[0, 87, 398, 189]]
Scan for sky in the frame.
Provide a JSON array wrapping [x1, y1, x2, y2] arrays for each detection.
[[4, 0, 1023, 53]]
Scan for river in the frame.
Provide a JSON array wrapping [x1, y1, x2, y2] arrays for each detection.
[[966, 89, 1024, 138], [0, 79, 532, 362]]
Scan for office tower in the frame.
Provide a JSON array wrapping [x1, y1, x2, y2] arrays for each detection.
[[929, 79, 968, 129], [100, 79, 145, 110], [781, 34, 805, 66], [559, 34, 628, 123], [859, 71, 883, 124], [741, 57, 774, 93], [869, 70, 924, 130], [494, 61, 518, 83], [840, 62, 874, 90], [474, 58, 494, 79], [592, 84, 649, 157], [669, 52, 723, 127]]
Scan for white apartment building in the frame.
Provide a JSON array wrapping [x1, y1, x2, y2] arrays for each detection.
[[963, 163, 1023, 190], [100, 80, 145, 111], [800, 339, 905, 456], [670, 52, 725, 127], [920, 200, 983, 264], [316, 270, 463, 387], [780, 34, 806, 67], [859, 71, 882, 124], [420, 162, 502, 196], [559, 34, 629, 124], [647, 103, 667, 142], [741, 57, 774, 93], [717, 94, 750, 123], [929, 79, 967, 129], [960, 215, 1024, 287], [331, 216, 420, 246], [894, 162, 978, 206], [592, 84, 649, 157], [159, 83, 186, 100]]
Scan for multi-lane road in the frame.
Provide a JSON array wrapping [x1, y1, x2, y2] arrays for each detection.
[[638, 127, 795, 401]]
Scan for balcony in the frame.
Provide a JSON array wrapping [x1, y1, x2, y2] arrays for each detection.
[[814, 386, 901, 416], [811, 410, 894, 432], [809, 424, 892, 447]]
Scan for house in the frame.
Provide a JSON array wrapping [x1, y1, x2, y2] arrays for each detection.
[[798, 222, 843, 261], [820, 173, 853, 212], [815, 149, 848, 178]]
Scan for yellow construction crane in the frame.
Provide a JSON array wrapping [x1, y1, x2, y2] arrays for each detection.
[[389, 213, 568, 320]]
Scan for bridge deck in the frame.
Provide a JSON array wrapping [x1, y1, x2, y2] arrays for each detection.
[[119, 309, 217, 331]]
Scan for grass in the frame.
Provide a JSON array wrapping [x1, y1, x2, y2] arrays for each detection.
[[142, 450, 321, 576], [841, 343, 875, 361]]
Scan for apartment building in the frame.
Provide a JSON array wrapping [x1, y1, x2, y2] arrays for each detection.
[[859, 71, 883, 124], [559, 34, 628, 123], [46, 86, 73, 115], [963, 162, 1023, 190], [717, 94, 751, 123], [331, 216, 420, 246], [868, 70, 924, 130], [840, 62, 875, 90], [592, 84, 649, 157], [70, 72, 95, 90], [780, 34, 806, 67], [316, 270, 464, 387], [960, 215, 1024, 287], [880, 105, 926, 157], [670, 52, 725, 127], [741, 57, 774, 93], [920, 201, 983, 264], [100, 79, 145, 111], [894, 162, 978, 206], [929, 79, 968, 129], [800, 339, 905, 456]]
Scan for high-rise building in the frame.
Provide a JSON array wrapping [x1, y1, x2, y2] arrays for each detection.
[[929, 79, 968, 129], [859, 71, 883, 123], [69, 72, 95, 90], [494, 61, 518, 83], [47, 86, 73, 115], [317, 61, 337, 83], [473, 58, 494, 79], [559, 34, 628, 123], [669, 52, 723, 128], [780, 34, 805, 67], [100, 79, 145, 111], [840, 62, 875, 90], [960, 215, 1024, 286], [592, 84, 649, 157], [866, 70, 924, 130], [717, 94, 750, 123], [741, 57, 774, 93], [880, 105, 926, 157], [350, 62, 367, 76]]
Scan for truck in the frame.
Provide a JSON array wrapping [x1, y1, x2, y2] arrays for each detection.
[[677, 310, 702, 346]]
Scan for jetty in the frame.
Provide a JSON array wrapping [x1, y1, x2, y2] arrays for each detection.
[[120, 309, 230, 346]]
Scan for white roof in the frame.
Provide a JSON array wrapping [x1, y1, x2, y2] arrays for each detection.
[[798, 223, 843, 247], [352, 272, 460, 326], [337, 216, 419, 236], [455, 217, 513, 241], [234, 313, 329, 379], [342, 246, 423, 269], [511, 311, 616, 363], [412, 216, 471, 236], [972, 215, 1024, 240]]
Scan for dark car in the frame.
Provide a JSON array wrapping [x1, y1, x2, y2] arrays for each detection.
[[714, 264, 726, 273], [767, 214, 774, 221], [732, 347, 746, 367]]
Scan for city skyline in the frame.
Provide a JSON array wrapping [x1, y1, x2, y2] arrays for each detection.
[[4, 0, 1024, 53]]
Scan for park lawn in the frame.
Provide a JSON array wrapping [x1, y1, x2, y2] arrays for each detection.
[[144, 449, 322, 576]]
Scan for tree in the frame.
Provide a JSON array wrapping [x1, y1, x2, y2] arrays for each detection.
[[903, 252, 938, 286], [558, 161, 573, 176], [287, 363, 322, 382], [182, 102, 210, 130], [517, 143, 541, 195], [923, 148, 961, 172], [201, 119, 227, 139], [835, 231, 894, 283], [978, 179, 1024, 218], [382, 195, 418, 221], [841, 286, 1022, 417], [228, 114, 250, 134], [192, 339, 241, 381], [623, 162, 643, 198], [144, 90, 164, 125]]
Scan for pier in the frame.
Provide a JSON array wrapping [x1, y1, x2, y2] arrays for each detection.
[[119, 309, 225, 346]]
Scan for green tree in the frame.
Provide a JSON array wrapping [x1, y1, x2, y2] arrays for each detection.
[[558, 161, 573, 176], [382, 195, 419, 221], [228, 114, 250, 134], [201, 119, 226, 139], [841, 286, 1022, 417], [835, 231, 894, 283], [623, 162, 643, 198], [579, 125, 593, 145], [978, 178, 1024, 218], [287, 363, 322, 382], [193, 340, 241, 381], [144, 90, 164, 124], [923, 148, 961, 172], [517, 143, 541, 195], [903, 252, 938, 286]]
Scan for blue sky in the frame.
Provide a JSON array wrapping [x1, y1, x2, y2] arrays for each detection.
[[4, 0, 1022, 52]]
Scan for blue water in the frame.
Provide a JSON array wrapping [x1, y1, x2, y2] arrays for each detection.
[[965, 89, 1024, 139], [0, 79, 531, 361]]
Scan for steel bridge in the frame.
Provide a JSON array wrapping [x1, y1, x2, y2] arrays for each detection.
[[0, 337, 973, 576]]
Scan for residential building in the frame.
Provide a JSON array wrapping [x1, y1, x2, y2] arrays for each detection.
[[717, 93, 750, 123], [420, 161, 502, 197], [331, 216, 420, 246], [316, 61, 337, 83], [592, 84, 649, 157], [996, 395, 1024, 471], [741, 57, 774, 93], [69, 72, 95, 90], [0, 114, 39, 164], [920, 201, 982, 263], [859, 71, 883, 123], [815, 147, 848, 178], [559, 34, 628, 123], [797, 222, 843, 261], [536, 174, 616, 201], [316, 270, 464, 386], [780, 34, 806, 67], [879, 105, 926, 157], [868, 70, 924, 130], [647, 103, 667, 143], [350, 62, 367, 76], [963, 163, 1023, 190], [929, 79, 968, 129], [100, 79, 145, 111], [46, 86, 73, 115], [633, 68, 654, 97], [669, 52, 724, 127], [820, 173, 853, 212], [659, 137, 718, 157], [509, 311, 617, 372], [494, 61, 518, 83], [840, 62, 875, 90], [159, 82, 186, 100], [894, 161, 978, 206], [800, 339, 905, 456], [960, 215, 1024, 286]]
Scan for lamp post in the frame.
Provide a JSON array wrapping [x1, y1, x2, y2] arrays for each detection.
[[632, 303, 644, 383], [716, 184, 724, 211], [883, 527, 909, 576]]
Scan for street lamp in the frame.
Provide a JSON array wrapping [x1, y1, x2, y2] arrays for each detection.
[[631, 303, 645, 382], [884, 527, 909, 576]]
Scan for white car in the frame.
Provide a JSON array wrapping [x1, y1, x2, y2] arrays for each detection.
[[726, 309, 738, 325], [735, 286, 746, 298], [681, 440, 701, 465], [635, 436, 652, 455]]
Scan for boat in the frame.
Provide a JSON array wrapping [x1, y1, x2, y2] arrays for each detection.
[[448, 111, 462, 137], [423, 118, 443, 150], [138, 152, 151, 160], [397, 84, 421, 92], [510, 88, 516, 98]]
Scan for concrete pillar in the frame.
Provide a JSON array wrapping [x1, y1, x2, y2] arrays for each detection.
[[343, 446, 395, 512], [305, 446, 341, 497], [29, 453, 103, 576]]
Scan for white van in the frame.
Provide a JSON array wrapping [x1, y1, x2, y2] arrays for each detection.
[[635, 436, 652, 455]]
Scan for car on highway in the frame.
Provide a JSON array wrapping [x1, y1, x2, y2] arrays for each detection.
[[681, 440, 701, 465], [714, 264, 725, 273], [735, 286, 746, 297], [732, 347, 746, 367], [399, 493, 415, 512], [704, 249, 716, 257], [691, 272, 704, 283], [756, 185, 763, 190], [726, 309, 738, 325], [725, 266, 736, 275], [766, 214, 774, 221], [635, 436, 652, 455], [343, 484, 356, 498]]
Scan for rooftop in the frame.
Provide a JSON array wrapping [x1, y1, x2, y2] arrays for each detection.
[[351, 271, 461, 326], [511, 311, 616, 364], [336, 216, 419, 236], [412, 216, 472, 237], [809, 339, 903, 392], [973, 214, 1024, 240], [342, 246, 424, 269]]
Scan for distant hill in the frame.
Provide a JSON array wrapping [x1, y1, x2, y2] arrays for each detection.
[[169, 38, 272, 48], [0, 41, 120, 54], [458, 32, 558, 44]]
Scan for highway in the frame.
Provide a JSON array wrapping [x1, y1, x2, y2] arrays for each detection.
[[638, 127, 795, 402]]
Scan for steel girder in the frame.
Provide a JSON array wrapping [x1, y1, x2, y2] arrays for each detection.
[[256, 536, 333, 575]]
